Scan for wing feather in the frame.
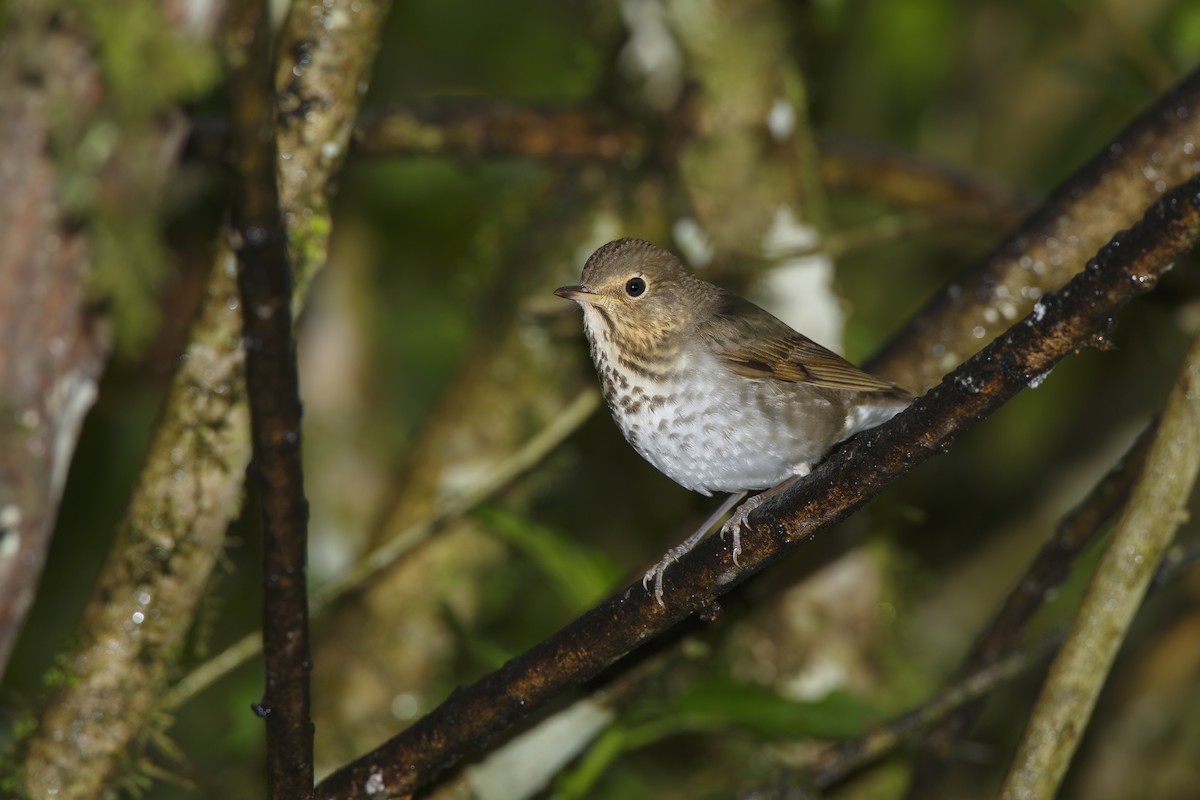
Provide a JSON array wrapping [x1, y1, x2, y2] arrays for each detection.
[[706, 292, 905, 394]]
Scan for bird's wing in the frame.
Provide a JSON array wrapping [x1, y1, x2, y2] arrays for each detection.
[[706, 292, 905, 394]]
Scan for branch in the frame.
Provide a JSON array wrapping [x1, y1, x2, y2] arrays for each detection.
[[997, 337, 1200, 797], [193, 102, 1028, 232], [353, 101, 645, 161], [160, 389, 600, 711], [905, 422, 1155, 795], [866, 65, 1200, 393], [804, 628, 1064, 795], [736, 535, 1200, 799], [225, 0, 313, 796], [313, 175, 1200, 800], [21, 0, 390, 795], [815, 135, 1032, 223], [0, 9, 139, 682]]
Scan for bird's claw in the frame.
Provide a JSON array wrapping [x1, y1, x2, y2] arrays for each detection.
[[642, 554, 677, 608], [720, 494, 765, 567], [642, 491, 761, 607]]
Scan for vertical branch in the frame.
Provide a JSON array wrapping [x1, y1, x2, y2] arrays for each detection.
[[225, 0, 314, 797], [0, 20, 110, 683], [20, 0, 385, 795], [998, 336, 1200, 798]]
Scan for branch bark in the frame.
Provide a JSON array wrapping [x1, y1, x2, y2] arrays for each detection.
[[866, 66, 1200, 393], [225, 0, 314, 795], [0, 7, 145, 684], [313, 173, 1200, 800], [20, 0, 390, 795]]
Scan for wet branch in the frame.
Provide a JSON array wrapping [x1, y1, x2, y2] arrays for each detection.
[[226, 0, 314, 796], [865, 66, 1200, 393], [313, 174, 1200, 800]]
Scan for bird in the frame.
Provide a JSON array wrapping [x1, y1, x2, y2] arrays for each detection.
[[555, 238, 912, 606]]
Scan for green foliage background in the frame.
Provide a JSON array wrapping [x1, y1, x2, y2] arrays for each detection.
[[5, 1, 1200, 798]]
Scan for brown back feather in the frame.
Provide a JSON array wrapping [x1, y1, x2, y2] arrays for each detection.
[[706, 292, 907, 395]]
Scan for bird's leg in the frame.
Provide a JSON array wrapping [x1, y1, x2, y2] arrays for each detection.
[[643, 490, 747, 607], [719, 465, 811, 564]]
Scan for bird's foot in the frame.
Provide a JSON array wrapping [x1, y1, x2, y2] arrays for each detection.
[[642, 491, 747, 607], [642, 551, 679, 609], [719, 494, 767, 567]]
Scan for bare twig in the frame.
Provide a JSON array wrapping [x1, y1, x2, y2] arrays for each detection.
[[805, 628, 1064, 794], [225, 0, 314, 795], [353, 102, 645, 161], [312, 172, 1200, 800], [816, 136, 1033, 224], [998, 335, 1200, 798]]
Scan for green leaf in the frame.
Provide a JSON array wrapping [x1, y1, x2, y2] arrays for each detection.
[[553, 723, 626, 800], [475, 506, 623, 613], [673, 676, 878, 740]]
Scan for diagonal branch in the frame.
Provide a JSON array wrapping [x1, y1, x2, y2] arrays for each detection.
[[866, 65, 1200, 393], [313, 176, 1200, 800], [225, 0, 314, 796], [737, 533, 1200, 799]]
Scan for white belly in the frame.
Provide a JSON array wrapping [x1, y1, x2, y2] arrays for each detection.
[[605, 350, 844, 495]]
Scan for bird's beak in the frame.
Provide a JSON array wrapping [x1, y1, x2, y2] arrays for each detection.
[[554, 284, 596, 304]]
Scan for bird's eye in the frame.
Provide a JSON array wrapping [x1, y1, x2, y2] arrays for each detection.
[[625, 277, 647, 297]]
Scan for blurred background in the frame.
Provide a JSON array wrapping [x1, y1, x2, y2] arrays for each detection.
[[4, 0, 1200, 798]]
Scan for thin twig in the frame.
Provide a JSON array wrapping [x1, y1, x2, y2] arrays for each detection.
[[815, 135, 1033, 223], [225, 0, 314, 796], [808, 628, 1064, 792], [353, 102, 644, 161]]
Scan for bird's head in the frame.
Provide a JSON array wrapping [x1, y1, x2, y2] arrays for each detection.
[[554, 238, 709, 348]]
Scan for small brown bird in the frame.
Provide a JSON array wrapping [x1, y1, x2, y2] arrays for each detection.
[[556, 238, 911, 605]]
